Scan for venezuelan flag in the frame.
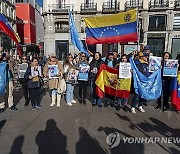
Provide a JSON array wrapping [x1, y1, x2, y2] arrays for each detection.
[[0, 13, 22, 55], [171, 75, 180, 111], [85, 9, 138, 45], [95, 64, 131, 98]]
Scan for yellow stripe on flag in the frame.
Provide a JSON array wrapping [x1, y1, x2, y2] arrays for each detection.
[[95, 69, 131, 91], [84, 9, 137, 28]]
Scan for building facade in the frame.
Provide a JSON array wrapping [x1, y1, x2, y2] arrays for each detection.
[[43, 0, 180, 60], [0, 0, 16, 51], [16, 0, 44, 54]]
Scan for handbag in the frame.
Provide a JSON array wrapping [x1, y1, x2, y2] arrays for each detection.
[[27, 79, 41, 89], [57, 78, 66, 94]]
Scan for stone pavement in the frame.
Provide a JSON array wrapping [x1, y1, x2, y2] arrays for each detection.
[[0, 87, 180, 154]]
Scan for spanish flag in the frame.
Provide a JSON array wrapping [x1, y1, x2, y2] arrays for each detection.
[[95, 64, 131, 98], [85, 9, 138, 45], [171, 75, 180, 111]]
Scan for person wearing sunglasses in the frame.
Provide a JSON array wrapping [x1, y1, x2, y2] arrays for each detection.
[[18, 55, 29, 106], [77, 53, 90, 104], [64, 54, 77, 106], [43, 54, 64, 107]]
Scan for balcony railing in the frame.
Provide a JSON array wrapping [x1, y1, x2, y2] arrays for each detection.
[[149, 0, 169, 8], [55, 28, 69, 33], [125, 1, 143, 10], [175, 0, 180, 7], [102, 2, 120, 12], [50, 4, 70, 13], [80, 3, 97, 13]]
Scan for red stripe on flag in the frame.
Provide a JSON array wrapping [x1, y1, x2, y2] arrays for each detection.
[[171, 90, 180, 111], [86, 33, 138, 45]]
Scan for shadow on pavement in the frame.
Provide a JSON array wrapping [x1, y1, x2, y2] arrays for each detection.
[[9, 135, 24, 154], [0, 120, 6, 133], [35, 119, 68, 154], [98, 126, 144, 154], [76, 127, 107, 154], [116, 113, 180, 153]]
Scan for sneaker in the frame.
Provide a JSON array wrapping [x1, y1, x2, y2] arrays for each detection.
[[10, 106, 18, 111], [0, 108, 4, 113], [131, 107, 136, 114], [116, 105, 121, 111], [32, 107, 36, 111], [155, 106, 161, 111], [36, 105, 42, 108], [71, 100, 77, 104], [163, 107, 168, 112], [123, 106, 128, 112], [92, 104, 96, 106], [83, 99, 86, 105], [138, 106, 145, 113], [67, 103, 73, 106]]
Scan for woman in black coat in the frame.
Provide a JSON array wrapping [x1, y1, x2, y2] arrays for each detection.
[[25, 57, 43, 110]]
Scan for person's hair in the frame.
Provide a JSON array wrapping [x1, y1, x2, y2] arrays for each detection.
[[80, 53, 88, 63], [162, 52, 172, 59], [92, 52, 101, 61], [31, 57, 38, 62], [64, 53, 73, 64], [120, 54, 128, 62]]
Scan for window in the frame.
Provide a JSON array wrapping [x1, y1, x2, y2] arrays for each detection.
[[56, 40, 69, 61], [55, 21, 69, 33], [147, 38, 165, 56], [171, 39, 180, 59], [173, 14, 180, 31], [148, 15, 166, 31]]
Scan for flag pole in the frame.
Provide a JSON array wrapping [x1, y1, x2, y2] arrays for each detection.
[[137, 2, 140, 52]]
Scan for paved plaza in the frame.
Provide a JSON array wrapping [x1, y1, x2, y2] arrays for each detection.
[[0, 86, 180, 154]]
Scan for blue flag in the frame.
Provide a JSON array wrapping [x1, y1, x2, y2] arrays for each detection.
[[130, 58, 162, 100], [0, 62, 7, 96], [69, 11, 89, 57]]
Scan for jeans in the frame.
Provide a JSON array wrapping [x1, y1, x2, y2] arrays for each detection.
[[78, 81, 88, 100], [91, 80, 102, 106], [132, 94, 143, 108], [66, 83, 74, 103], [29, 88, 41, 107], [117, 98, 128, 106], [158, 79, 170, 108]]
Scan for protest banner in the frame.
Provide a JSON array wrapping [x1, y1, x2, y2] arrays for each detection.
[[119, 62, 132, 79], [31, 66, 42, 77], [163, 59, 178, 77], [48, 65, 59, 79], [18, 63, 28, 78], [149, 56, 161, 72]]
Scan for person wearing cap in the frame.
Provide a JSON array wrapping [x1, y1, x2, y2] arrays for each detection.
[[131, 51, 150, 114], [43, 54, 64, 107]]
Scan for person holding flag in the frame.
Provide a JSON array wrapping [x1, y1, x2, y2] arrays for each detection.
[[131, 52, 150, 114]]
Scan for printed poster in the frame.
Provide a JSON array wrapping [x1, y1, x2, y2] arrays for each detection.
[[18, 63, 28, 78], [163, 59, 178, 77], [149, 56, 161, 72], [31, 66, 42, 77], [48, 65, 59, 79], [67, 69, 79, 81], [78, 64, 90, 81], [119, 62, 132, 79]]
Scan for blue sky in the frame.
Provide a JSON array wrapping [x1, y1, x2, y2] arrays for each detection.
[[36, 0, 43, 7]]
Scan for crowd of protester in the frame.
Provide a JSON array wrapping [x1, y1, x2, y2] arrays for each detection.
[[0, 45, 180, 114]]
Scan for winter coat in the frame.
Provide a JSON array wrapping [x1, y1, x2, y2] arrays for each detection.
[[43, 61, 64, 89]]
